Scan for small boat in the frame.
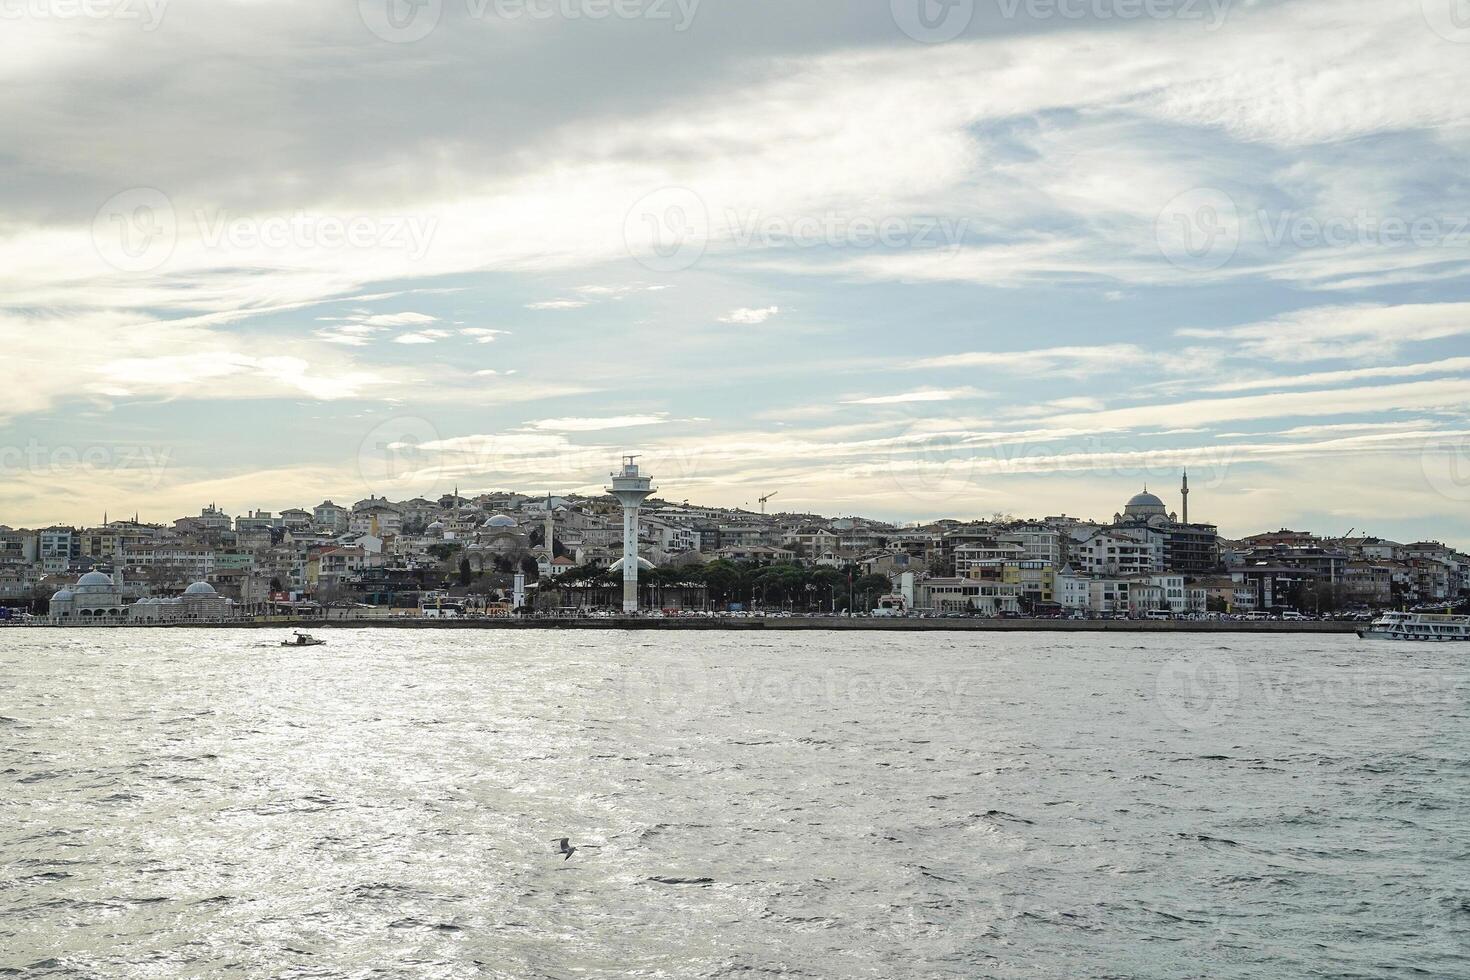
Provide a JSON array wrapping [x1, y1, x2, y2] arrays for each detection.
[[1357, 611, 1470, 641], [282, 632, 327, 647]]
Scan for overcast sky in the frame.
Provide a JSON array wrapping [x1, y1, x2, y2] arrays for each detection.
[[2, 0, 1469, 543]]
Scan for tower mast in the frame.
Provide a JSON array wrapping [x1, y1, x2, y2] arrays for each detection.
[[606, 455, 655, 614]]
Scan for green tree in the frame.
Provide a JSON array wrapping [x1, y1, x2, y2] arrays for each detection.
[[853, 573, 892, 613]]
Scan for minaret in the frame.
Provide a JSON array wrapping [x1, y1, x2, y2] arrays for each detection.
[[606, 455, 655, 613], [544, 492, 555, 561], [1181, 469, 1190, 525]]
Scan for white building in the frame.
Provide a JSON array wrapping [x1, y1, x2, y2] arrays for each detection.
[[914, 577, 1021, 616], [47, 570, 125, 624], [1073, 530, 1162, 576], [128, 582, 235, 623]]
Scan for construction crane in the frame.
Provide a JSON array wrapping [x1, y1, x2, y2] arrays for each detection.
[[758, 491, 779, 515]]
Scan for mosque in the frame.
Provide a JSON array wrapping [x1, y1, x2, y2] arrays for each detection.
[[48, 572, 235, 626], [1107, 473, 1219, 575]]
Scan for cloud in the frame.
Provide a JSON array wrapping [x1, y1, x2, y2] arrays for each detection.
[[843, 387, 985, 405], [1041, 378, 1470, 432], [526, 300, 591, 311], [393, 330, 453, 345], [524, 414, 671, 432], [460, 328, 511, 343], [1178, 303, 1470, 362], [718, 306, 781, 325], [912, 345, 1150, 377], [1203, 356, 1470, 394]]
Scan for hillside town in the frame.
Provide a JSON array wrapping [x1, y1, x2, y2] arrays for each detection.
[[1, 469, 1466, 625]]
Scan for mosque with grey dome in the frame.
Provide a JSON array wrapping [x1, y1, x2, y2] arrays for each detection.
[[48, 571, 235, 625], [1104, 473, 1219, 575]]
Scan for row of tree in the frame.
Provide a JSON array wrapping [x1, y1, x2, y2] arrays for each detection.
[[548, 559, 895, 613]]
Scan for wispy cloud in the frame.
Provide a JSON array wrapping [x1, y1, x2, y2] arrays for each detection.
[[526, 300, 591, 311], [912, 345, 1149, 378], [843, 387, 985, 405], [718, 306, 781, 325], [1178, 304, 1470, 362], [524, 414, 671, 432]]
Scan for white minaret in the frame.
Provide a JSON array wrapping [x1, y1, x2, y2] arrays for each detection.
[[607, 455, 655, 613], [1181, 469, 1190, 525], [544, 493, 555, 562]]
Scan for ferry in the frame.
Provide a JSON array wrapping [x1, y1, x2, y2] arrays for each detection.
[[1357, 611, 1470, 642]]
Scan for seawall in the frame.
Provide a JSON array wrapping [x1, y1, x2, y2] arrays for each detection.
[[133, 617, 1364, 634]]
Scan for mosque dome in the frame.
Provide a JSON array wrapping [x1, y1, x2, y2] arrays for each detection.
[[484, 514, 518, 528], [76, 571, 115, 591], [183, 581, 218, 596], [1123, 490, 1168, 519], [50, 589, 74, 603]]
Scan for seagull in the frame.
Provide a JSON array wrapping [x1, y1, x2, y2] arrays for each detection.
[[552, 837, 577, 861]]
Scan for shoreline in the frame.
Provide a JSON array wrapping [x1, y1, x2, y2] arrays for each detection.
[[17, 618, 1362, 634]]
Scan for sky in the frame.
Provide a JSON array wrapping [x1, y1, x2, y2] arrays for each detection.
[[2, 0, 1469, 544]]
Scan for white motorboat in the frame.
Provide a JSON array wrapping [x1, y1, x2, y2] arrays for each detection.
[[282, 632, 327, 647], [1357, 611, 1470, 641]]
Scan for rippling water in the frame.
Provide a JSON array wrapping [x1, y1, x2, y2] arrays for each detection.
[[2, 629, 1467, 978]]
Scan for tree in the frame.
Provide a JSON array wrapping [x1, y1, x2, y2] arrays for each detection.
[[520, 555, 541, 581], [854, 573, 892, 613], [427, 542, 462, 562], [458, 558, 472, 588]]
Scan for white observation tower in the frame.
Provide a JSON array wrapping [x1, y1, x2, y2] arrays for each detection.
[[607, 455, 656, 613]]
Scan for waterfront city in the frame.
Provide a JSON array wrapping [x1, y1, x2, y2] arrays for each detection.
[[4, 463, 1465, 626]]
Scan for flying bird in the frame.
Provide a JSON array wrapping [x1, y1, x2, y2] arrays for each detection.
[[552, 838, 577, 860]]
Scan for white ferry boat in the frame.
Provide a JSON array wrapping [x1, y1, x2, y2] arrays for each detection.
[[1357, 611, 1470, 642]]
